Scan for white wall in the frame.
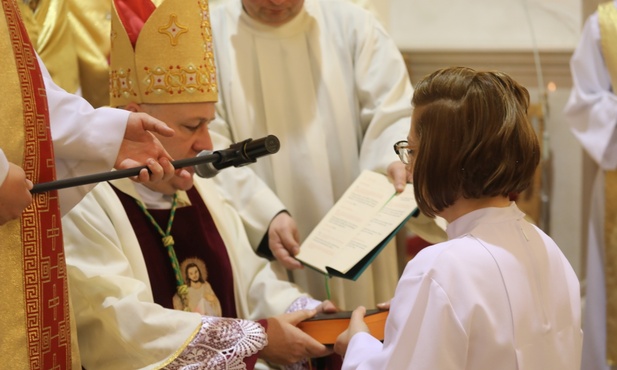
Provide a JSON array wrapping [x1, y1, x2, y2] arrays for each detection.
[[383, 0, 581, 50]]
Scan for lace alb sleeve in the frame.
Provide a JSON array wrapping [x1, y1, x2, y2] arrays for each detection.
[[285, 296, 322, 313], [164, 316, 267, 369]]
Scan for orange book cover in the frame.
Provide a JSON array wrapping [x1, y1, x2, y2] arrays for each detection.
[[297, 309, 389, 345]]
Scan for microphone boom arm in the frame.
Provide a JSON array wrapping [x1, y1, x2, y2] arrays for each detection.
[[30, 135, 280, 194]]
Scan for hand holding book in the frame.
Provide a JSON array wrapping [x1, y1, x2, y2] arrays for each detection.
[[294, 170, 418, 280], [298, 308, 389, 345]]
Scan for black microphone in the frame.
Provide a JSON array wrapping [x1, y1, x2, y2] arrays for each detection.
[[195, 135, 280, 178], [30, 135, 280, 193]]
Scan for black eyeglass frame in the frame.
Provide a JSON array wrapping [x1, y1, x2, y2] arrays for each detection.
[[393, 140, 412, 165]]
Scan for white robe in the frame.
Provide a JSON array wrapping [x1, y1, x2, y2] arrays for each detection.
[[563, 3, 617, 369], [0, 54, 129, 215], [61, 176, 311, 370], [342, 203, 582, 370], [209, 0, 412, 309]]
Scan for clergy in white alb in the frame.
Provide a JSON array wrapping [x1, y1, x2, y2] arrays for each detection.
[[209, 0, 413, 310]]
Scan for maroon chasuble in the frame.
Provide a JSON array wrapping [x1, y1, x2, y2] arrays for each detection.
[[113, 185, 238, 317], [113, 185, 272, 368]]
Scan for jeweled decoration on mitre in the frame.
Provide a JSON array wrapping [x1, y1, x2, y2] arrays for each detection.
[[110, 0, 218, 106]]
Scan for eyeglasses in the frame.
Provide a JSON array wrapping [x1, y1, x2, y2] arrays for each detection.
[[393, 140, 413, 165]]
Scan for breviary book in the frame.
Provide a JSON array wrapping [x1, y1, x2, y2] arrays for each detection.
[[294, 170, 418, 281], [297, 309, 389, 345]]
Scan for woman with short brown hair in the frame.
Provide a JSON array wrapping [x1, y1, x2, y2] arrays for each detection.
[[335, 67, 582, 370]]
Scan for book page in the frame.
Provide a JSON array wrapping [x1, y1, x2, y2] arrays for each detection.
[[296, 170, 417, 274]]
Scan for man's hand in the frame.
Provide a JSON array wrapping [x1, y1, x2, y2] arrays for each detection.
[[268, 212, 303, 269], [334, 306, 370, 357], [0, 163, 33, 225], [262, 309, 332, 365], [387, 160, 408, 193], [115, 112, 189, 183]]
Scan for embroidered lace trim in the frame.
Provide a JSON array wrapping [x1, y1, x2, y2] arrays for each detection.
[[284, 297, 324, 370], [285, 296, 321, 313], [165, 316, 267, 369]]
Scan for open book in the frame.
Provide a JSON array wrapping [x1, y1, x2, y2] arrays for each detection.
[[295, 170, 418, 280]]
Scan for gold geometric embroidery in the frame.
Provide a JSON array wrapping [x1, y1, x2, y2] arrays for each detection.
[[48, 285, 60, 321], [110, 68, 138, 101], [143, 64, 215, 96], [109, 0, 217, 106], [158, 13, 188, 46]]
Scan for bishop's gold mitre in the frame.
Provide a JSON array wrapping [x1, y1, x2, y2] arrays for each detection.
[[109, 0, 217, 106]]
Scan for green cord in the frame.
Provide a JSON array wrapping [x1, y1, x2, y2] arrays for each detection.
[[324, 274, 331, 301], [135, 193, 190, 311]]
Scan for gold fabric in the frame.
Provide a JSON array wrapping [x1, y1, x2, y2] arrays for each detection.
[[598, 1, 617, 364], [0, 2, 28, 367], [110, 0, 218, 106], [19, 0, 80, 93], [0, 0, 75, 368], [18, 1, 39, 45], [67, 0, 111, 107], [607, 170, 617, 365]]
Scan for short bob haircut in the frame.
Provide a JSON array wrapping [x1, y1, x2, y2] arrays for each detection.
[[411, 67, 540, 218]]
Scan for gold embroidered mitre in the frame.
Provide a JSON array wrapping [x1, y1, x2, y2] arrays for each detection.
[[110, 0, 217, 106]]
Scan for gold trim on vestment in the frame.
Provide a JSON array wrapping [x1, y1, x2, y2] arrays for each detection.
[[598, 1, 617, 364], [606, 170, 617, 365], [0, 0, 73, 368], [0, 1, 30, 367]]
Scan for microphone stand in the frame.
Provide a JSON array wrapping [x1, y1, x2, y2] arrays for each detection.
[[30, 153, 221, 194], [30, 135, 280, 194]]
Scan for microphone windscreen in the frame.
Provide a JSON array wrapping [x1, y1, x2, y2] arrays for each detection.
[[194, 151, 219, 178]]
